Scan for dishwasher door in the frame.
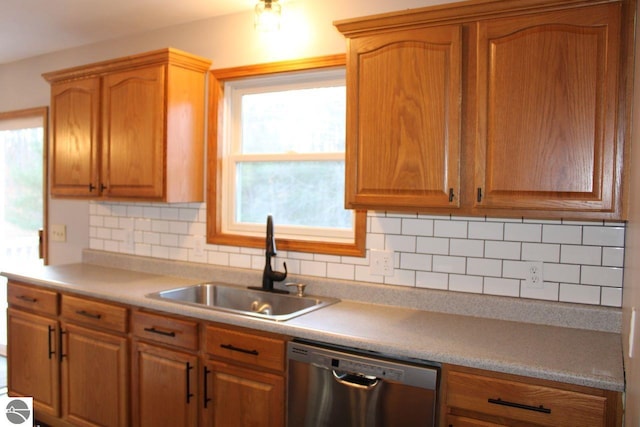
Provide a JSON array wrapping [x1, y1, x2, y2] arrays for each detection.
[[287, 341, 439, 427]]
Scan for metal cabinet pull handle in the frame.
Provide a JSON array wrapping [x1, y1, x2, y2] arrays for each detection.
[[488, 398, 551, 414], [203, 366, 212, 408], [89, 183, 96, 192], [449, 188, 454, 202], [48, 325, 55, 359], [17, 295, 37, 303], [76, 310, 102, 320], [143, 327, 176, 337], [186, 362, 194, 404], [59, 329, 67, 361], [220, 343, 259, 356], [477, 187, 483, 202]]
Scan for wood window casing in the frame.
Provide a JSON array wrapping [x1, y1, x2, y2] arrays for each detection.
[[206, 55, 366, 257]]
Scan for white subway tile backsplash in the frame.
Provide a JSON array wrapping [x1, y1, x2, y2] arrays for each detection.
[[449, 274, 483, 294], [401, 218, 434, 236], [522, 243, 560, 262], [468, 221, 504, 240], [385, 234, 416, 252], [520, 281, 559, 301], [601, 287, 623, 307], [416, 271, 448, 290], [400, 253, 432, 271], [561, 245, 602, 266], [603, 247, 625, 267], [370, 216, 402, 234], [433, 255, 466, 274], [542, 224, 582, 244], [434, 220, 468, 238], [504, 223, 542, 242], [559, 283, 600, 305], [89, 203, 627, 308], [484, 277, 520, 297], [485, 241, 521, 260], [416, 237, 449, 255], [450, 239, 484, 257], [583, 226, 625, 247], [543, 263, 580, 284], [581, 266, 624, 287], [467, 258, 502, 277]]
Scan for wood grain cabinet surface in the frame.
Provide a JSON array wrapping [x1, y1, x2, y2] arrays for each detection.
[[443, 365, 623, 427], [336, 0, 634, 220], [44, 48, 211, 202]]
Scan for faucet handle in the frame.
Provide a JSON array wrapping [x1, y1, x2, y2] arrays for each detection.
[[286, 282, 307, 297]]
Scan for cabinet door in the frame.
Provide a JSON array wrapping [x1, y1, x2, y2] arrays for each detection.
[[61, 322, 128, 427], [345, 24, 462, 210], [474, 4, 622, 215], [7, 308, 59, 417], [203, 360, 284, 427], [50, 77, 101, 197], [132, 341, 198, 427], [102, 65, 165, 199]]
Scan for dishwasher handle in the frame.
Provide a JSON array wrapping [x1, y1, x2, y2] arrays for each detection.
[[332, 370, 380, 389]]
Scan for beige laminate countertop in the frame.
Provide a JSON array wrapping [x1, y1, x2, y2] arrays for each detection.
[[1, 262, 624, 392]]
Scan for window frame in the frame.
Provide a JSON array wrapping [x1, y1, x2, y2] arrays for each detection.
[[207, 54, 366, 257]]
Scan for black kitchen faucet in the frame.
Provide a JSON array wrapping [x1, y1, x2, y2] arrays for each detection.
[[252, 215, 288, 293]]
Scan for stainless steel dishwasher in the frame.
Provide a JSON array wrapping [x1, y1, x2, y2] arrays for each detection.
[[287, 340, 439, 426]]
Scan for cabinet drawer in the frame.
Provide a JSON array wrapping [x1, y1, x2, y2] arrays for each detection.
[[205, 325, 286, 372], [132, 310, 198, 351], [8, 282, 58, 316], [61, 295, 128, 334], [447, 371, 607, 427]]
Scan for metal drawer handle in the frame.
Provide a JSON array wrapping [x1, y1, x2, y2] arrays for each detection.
[[17, 295, 37, 303], [76, 310, 102, 320], [203, 366, 212, 408], [143, 327, 176, 337], [488, 398, 551, 414], [186, 362, 194, 404], [220, 343, 259, 356], [48, 325, 55, 359], [332, 370, 379, 390]]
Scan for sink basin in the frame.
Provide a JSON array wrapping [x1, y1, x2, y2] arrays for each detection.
[[147, 283, 339, 321]]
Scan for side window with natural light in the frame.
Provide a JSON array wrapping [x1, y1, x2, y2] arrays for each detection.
[[207, 56, 365, 256]]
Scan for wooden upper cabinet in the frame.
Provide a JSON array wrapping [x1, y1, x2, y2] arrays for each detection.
[[339, 24, 462, 210], [49, 77, 100, 197], [474, 3, 622, 215], [102, 65, 165, 199], [335, 0, 632, 220], [44, 48, 211, 202]]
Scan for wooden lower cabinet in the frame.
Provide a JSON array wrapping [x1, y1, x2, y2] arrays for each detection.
[[7, 308, 59, 418], [132, 341, 199, 427], [203, 360, 285, 427], [443, 365, 623, 427], [61, 322, 128, 427]]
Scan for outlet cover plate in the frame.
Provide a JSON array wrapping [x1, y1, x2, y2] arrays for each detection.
[[524, 261, 544, 289], [370, 249, 394, 276]]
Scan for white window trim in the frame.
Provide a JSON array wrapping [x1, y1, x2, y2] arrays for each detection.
[[220, 68, 353, 243]]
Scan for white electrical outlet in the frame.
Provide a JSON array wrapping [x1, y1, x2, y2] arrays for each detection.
[[524, 261, 544, 289], [51, 224, 66, 242], [121, 224, 134, 252], [370, 249, 394, 276]]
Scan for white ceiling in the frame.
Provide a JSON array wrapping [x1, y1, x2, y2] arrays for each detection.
[[0, 0, 257, 64]]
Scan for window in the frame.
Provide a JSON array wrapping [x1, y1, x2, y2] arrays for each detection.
[[207, 55, 365, 256]]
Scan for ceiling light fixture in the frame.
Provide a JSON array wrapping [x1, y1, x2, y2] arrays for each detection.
[[255, 0, 282, 32]]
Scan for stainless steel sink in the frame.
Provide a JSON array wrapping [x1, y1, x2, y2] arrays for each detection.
[[147, 283, 339, 321]]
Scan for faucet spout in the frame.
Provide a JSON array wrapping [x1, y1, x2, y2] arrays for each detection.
[[251, 215, 288, 293]]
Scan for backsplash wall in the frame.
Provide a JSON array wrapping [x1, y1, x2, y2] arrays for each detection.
[[89, 202, 626, 307]]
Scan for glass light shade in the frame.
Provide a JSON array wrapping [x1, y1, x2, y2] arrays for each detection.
[[255, 0, 281, 32]]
